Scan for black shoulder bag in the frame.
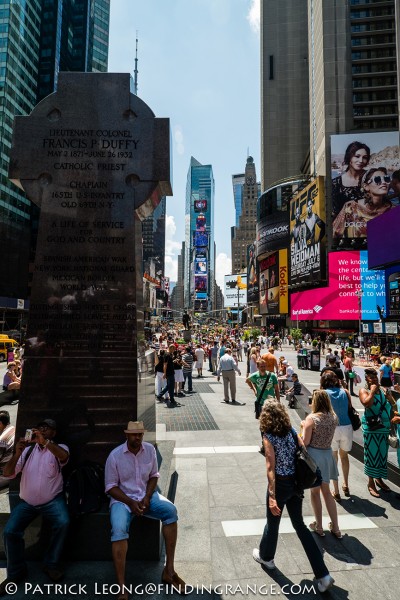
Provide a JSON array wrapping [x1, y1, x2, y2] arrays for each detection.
[[290, 429, 322, 490], [365, 390, 386, 431], [254, 373, 271, 419]]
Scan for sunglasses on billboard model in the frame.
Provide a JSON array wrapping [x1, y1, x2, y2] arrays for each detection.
[[367, 175, 391, 185]]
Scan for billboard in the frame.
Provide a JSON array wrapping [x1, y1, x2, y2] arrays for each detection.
[[291, 251, 385, 321], [384, 265, 400, 318], [193, 231, 208, 247], [259, 250, 288, 315], [257, 212, 290, 256], [194, 199, 207, 212], [194, 276, 207, 292], [367, 205, 400, 269], [194, 257, 207, 275], [196, 214, 206, 231], [224, 274, 247, 307], [289, 177, 326, 286], [247, 243, 259, 303], [331, 131, 400, 243], [194, 299, 208, 311]]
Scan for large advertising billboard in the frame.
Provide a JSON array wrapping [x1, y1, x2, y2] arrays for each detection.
[[194, 276, 207, 293], [224, 274, 247, 307], [194, 199, 207, 212], [367, 205, 400, 269], [247, 243, 259, 303], [331, 131, 400, 245], [194, 257, 207, 275], [257, 212, 290, 256], [259, 250, 288, 315], [384, 265, 400, 318], [193, 231, 208, 247], [291, 251, 385, 321], [289, 177, 326, 286]]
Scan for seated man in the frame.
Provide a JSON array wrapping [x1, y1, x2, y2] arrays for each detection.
[[2, 363, 20, 392], [286, 373, 303, 408], [105, 421, 186, 599], [0, 411, 15, 489], [0, 419, 69, 594]]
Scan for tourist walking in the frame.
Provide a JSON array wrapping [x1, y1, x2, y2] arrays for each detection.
[[302, 390, 342, 539], [217, 346, 241, 403], [360, 368, 392, 497], [253, 401, 334, 593]]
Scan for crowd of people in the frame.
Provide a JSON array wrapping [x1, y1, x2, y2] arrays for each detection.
[[1, 322, 400, 597]]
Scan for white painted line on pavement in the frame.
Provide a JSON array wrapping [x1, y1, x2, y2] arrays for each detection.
[[173, 445, 259, 455], [221, 513, 377, 537]]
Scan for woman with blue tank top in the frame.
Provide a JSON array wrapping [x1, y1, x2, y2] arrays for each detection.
[[321, 371, 353, 501], [252, 400, 334, 593]]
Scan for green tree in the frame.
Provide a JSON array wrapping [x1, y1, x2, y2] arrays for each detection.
[[290, 328, 303, 343]]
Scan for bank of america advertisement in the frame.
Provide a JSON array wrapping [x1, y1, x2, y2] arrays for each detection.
[[259, 250, 288, 315], [291, 251, 385, 321], [224, 274, 247, 307], [247, 243, 259, 303], [289, 177, 326, 286]]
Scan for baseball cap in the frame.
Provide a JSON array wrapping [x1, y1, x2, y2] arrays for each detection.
[[36, 418, 57, 429]]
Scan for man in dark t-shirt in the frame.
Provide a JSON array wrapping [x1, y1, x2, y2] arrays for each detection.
[[157, 345, 176, 407], [320, 358, 344, 385]]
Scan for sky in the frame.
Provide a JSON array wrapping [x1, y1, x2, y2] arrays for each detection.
[[108, 0, 261, 289]]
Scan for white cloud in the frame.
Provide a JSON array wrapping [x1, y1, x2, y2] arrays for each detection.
[[215, 253, 232, 290], [165, 215, 181, 256], [174, 125, 185, 156], [247, 0, 260, 33], [165, 255, 178, 281]]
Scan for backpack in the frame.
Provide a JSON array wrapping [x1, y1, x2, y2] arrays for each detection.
[[64, 461, 105, 518]]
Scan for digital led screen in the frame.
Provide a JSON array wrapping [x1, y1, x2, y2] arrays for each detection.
[[193, 231, 208, 247]]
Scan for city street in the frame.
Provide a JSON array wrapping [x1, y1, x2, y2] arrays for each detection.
[[1, 347, 399, 599]]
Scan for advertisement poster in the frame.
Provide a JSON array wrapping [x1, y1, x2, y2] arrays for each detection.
[[194, 257, 207, 275], [224, 274, 247, 307], [194, 199, 207, 212], [194, 276, 207, 293], [384, 265, 400, 317], [257, 212, 290, 256], [247, 243, 259, 303], [368, 205, 400, 269], [291, 251, 385, 321], [196, 214, 206, 231], [331, 131, 400, 243], [193, 231, 208, 247], [289, 177, 326, 286], [259, 250, 288, 315]]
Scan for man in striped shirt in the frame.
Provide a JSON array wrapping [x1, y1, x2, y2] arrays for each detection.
[[182, 347, 194, 393]]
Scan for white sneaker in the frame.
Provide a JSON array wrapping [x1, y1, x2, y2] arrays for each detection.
[[317, 574, 335, 593], [252, 548, 275, 569]]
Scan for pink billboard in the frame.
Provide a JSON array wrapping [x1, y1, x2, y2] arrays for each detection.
[[291, 251, 385, 321]]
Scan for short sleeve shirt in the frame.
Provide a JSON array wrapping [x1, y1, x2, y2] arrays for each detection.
[[248, 371, 278, 405]]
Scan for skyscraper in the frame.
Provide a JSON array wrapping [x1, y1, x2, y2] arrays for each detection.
[[261, 0, 310, 189], [0, 0, 110, 326], [231, 156, 260, 274], [185, 157, 215, 311]]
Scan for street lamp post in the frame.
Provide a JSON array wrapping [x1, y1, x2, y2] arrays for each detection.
[[236, 285, 240, 328]]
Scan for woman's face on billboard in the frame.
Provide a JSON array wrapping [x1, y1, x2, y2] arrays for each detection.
[[350, 149, 369, 172]]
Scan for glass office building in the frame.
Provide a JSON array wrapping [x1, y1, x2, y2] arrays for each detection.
[[0, 0, 110, 325], [185, 157, 215, 311]]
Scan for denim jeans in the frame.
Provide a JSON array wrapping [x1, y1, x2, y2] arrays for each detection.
[[159, 374, 175, 403], [110, 492, 178, 542], [183, 371, 193, 392], [4, 494, 70, 578], [259, 478, 328, 579]]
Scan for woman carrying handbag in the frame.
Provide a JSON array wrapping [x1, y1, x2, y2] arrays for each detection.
[[359, 368, 392, 497]]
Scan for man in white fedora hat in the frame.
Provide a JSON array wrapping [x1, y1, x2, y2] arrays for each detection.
[[105, 421, 186, 599]]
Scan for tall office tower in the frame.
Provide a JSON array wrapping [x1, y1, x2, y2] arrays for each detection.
[[231, 156, 260, 274], [232, 173, 245, 227], [309, 0, 398, 178], [142, 197, 166, 279], [184, 157, 215, 311], [261, 0, 310, 188], [37, 0, 110, 102], [0, 0, 110, 327]]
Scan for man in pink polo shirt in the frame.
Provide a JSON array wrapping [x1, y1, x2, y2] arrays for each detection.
[[0, 418, 69, 596], [105, 421, 186, 599]]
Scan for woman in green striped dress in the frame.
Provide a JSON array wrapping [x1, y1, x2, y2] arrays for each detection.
[[359, 368, 392, 498]]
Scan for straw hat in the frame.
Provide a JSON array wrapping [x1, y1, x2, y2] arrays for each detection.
[[124, 421, 146, 433]]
